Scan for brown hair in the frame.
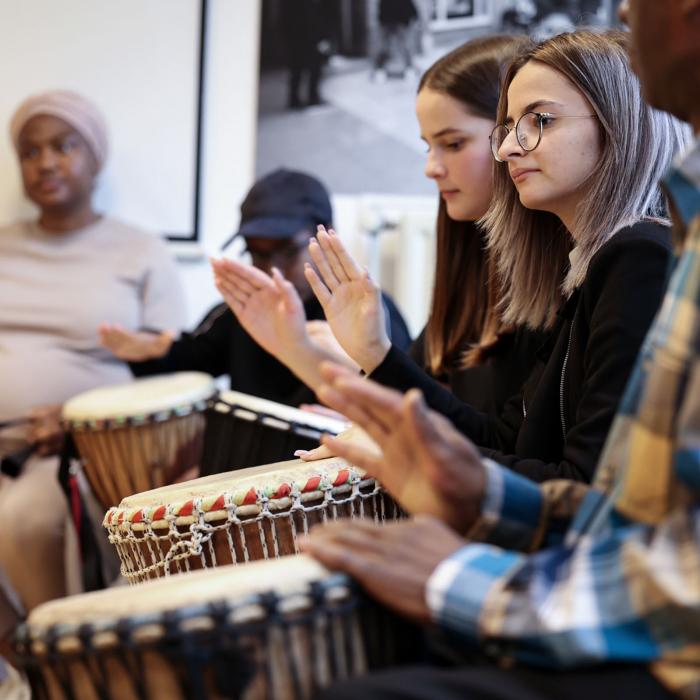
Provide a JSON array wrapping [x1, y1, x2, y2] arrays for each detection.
[[418, 34, 530, 374], [482, 30, 690, 330]]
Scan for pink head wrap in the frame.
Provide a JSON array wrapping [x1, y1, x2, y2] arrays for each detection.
[[9, 90, 109, 170]]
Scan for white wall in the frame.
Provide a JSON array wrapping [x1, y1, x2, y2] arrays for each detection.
[[0, 0, 261, 327]]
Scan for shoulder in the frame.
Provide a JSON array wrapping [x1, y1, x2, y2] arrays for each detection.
[[586, 221, 672, 283], [98, 218, 178, 269], [95, 217, 170, 251], [592, 221, 672, 265]]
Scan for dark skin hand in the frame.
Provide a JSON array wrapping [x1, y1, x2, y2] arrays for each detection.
[[27, 404, 65, 456], [300, 515, 465, 624], [316, 362, 487, 534]]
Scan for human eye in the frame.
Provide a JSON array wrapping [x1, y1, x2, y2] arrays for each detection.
[[19, 146, 39, 161], [443, 138, 466, 152], [537, 113, 556, 127], [57, 139, 76, 154]]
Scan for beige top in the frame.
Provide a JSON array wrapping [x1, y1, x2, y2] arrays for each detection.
[[0, 217, 185, 441]]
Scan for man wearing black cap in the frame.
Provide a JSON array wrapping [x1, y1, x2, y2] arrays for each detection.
[[100, 169, 410, 407]]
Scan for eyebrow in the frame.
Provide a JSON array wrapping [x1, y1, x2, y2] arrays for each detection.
[[505, 100, 563, 126], [420, 127, 468, 142], [19, 129, 76, 146]]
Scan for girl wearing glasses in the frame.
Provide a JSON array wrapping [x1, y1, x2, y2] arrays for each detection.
[[212, 35, 547, 422], [301, 30, 688, 485], [220, 30, 689, 487]]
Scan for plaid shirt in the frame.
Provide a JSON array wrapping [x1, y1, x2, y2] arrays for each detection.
[[427, 138, 700, 699]]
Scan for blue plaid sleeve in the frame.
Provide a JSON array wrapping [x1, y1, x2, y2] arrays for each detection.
[[467, 458, 545, 551], [427, 505, 700, 672]]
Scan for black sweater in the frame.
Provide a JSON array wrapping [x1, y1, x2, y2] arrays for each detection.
[[371, 222, 672, 483], [407, 326, 546, 418], [131, 294, 411, 408]]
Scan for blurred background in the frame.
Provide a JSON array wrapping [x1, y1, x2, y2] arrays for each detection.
[[0, 0, 622, 338]]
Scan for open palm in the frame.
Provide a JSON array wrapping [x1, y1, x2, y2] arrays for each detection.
[[212, 258, 307, 359], [306, 227, 390, 373]]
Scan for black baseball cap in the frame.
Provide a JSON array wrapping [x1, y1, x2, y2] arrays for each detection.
[[222, 169, 333, 249]]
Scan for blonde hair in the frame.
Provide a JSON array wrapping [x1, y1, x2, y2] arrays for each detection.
[[481, 30, 690, 330]]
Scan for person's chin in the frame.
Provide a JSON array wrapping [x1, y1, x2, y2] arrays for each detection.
[[445, 199, 478, 222]]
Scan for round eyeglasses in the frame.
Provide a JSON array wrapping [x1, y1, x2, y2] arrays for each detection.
[[490, 112, 596, 162]]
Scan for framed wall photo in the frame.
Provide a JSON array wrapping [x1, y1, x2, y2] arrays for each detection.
[[0, 0, 208, 242], [255, 0, 624, 197]]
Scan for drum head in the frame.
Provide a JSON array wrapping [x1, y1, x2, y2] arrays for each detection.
[[25, 555, 335, 629], [63, 372, 216, 423]]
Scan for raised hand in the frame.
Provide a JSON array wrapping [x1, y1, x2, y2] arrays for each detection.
[[316, 362, 486, 534], [211, 257, 308, 358], [305, 226, 391, 373], [99, 324, 174, 361], [300, 515, 465, 624]]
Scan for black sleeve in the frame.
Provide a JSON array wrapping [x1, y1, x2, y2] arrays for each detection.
[[380, 292, 412, 352], [369, 344, 524, 450], [482, 235, 670, 483], [408, 327, 427, 367], [130, 303, 232, 378]]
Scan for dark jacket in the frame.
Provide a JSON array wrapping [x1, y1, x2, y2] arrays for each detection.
[[370, 222, 672, 483], [131, 293, 411, 408], [406, 326, 546, 418]]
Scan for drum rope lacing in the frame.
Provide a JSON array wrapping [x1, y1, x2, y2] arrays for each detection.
[[107, 478, 399, 584]]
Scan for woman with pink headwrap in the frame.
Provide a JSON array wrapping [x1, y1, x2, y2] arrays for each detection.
[[0, 90, 184, 620]]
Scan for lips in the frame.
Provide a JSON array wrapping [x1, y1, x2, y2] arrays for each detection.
[[510, 168, 539, 183], [440, 189, 460, 198], [35, 178, 64, 194]]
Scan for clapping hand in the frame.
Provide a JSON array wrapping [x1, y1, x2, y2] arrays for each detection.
[[305, 226, 391, 373]]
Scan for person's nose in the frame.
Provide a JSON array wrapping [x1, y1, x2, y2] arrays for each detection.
[[497, 128, 525, 162], [37, 146, 58, 172], [617, 0, 629, 26], [424, 150, 446, 180]]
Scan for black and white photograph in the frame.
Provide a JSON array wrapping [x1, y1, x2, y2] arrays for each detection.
[[256, 0, 622, 195]]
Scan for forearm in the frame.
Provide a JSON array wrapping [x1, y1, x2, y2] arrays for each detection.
[[283, 340, 358, 395]]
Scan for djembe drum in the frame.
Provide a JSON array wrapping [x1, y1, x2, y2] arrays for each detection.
[[201, 391, 347, 475], [63, 372, 216, 508], [13, 555, 418, 700], [104, 457, 401, 584]]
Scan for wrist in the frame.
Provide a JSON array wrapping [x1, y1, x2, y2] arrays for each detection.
[[358, 337, 392, 375]]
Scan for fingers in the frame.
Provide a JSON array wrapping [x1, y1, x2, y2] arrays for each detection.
[[271, 267, 302, 314], [317, 384, 390, 439], [316, 227, 351, 285], [294, 444, 332, 461], [319, 434, 384, 477], [325, 228, 364, 281], [308, 237, 340, 290], [304, 264, 332, 309], [326, 374, 405, 428]]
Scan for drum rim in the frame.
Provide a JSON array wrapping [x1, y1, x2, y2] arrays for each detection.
[[62, 372, 216, 424], [213, 390, 347, 434], [103, 459, 372, 529], [14, 571, 355, 654]]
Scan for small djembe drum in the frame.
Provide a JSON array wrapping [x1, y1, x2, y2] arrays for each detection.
[[63, 372, 216, 508], [200, 391, 347, 475], [13, 555, 418, 700], [104, 457, 401, 584]]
